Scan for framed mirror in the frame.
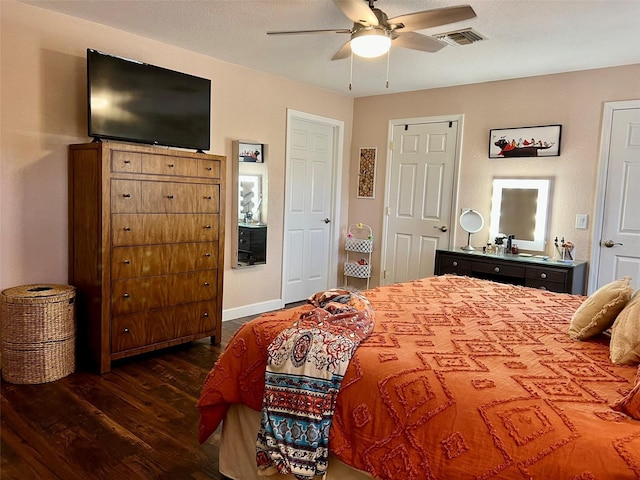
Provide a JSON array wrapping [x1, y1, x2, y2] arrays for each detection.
[[489, 178, 551, 252], [232, 141, 268, 268]]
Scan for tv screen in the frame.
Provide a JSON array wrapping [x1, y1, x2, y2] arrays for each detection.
[[87, 49, 211, 151]]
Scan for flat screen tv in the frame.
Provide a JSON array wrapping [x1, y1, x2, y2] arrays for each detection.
[[87, 49, 211, 151]]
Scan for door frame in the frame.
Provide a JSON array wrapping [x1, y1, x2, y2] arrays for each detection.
[[380, 114, 464, 285], [589, 99, 640, 294], [281, 109, 344, 305]]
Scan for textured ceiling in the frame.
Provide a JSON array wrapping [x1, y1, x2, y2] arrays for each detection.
[[20, 0, 640, 97]]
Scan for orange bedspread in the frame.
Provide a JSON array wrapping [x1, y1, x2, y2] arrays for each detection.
[[198, 276, 640, 479]]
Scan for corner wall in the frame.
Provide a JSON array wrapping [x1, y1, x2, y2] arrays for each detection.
[[0, 1, 354, 315], [350, 65, 640, 285]]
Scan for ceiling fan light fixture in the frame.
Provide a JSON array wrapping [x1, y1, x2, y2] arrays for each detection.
[[350, 27, 391, 58]]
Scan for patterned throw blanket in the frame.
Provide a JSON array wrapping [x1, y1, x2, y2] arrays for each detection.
[[256, 289, 375, 479]]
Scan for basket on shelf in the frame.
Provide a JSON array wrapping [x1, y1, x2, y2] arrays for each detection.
[[344, 261, 372, 279], [1, 284, 76, 384], [345, 237, 374, 253]]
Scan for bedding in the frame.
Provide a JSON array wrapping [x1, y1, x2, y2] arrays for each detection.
[[198, 275, 640, 479]]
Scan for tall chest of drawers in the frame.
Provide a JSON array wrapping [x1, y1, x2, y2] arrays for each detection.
[[69, 141, 225, 373]]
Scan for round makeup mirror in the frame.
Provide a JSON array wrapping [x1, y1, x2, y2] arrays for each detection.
[[460, 209, 484, 251]]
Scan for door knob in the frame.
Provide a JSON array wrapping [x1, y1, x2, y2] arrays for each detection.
[[433, 225, 448, 232], [603, 239, 623, 248], [322, 218, 331, 224]]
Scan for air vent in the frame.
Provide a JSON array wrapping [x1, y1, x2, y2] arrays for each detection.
[[435, 28, 486, 46]]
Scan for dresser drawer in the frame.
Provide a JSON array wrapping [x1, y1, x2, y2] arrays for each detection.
[[112, 180, 219, 214], [141, 154, 198, 177], [111, 300, 218, 354], [198, 159, 221, 179], [524, 278, 566, 293], [111, 270, 217, 315], [112, 242, 218, 279], [112, 213, 218, 246], [111, 151, 142, 173], [436, 254, 471, 275], [471, 261, 525, 279], [525, 266, 567, 284]]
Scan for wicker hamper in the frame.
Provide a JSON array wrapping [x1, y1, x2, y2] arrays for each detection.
[[1, 284, 76, 384]]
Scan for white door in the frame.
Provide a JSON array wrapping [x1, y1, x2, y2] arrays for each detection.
[[382, 119, 459, 285], [282, 112, 341, 303], [592, 103, 640, 292]]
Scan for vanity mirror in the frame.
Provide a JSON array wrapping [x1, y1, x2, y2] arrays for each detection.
[[460, 209, 484, 251], [489, 178, 551, 252], [232, 141, 268, 268]]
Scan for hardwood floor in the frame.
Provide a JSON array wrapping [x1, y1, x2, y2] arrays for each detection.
[[1, 318, 249, 480]]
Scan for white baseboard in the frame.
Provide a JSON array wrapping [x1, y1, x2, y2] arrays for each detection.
[[222, 298, 284, 322]]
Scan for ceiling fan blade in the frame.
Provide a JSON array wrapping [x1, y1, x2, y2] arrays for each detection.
[[267, 28, 351, 35], [388, 5, 476, 32], [393, 32, 445, 53], [331, 41, 352, 60], [333, 0, 378, 27]]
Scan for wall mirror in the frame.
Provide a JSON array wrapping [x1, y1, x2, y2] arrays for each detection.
[[489, 178, 551, 252], [231, 141, 268, 268]]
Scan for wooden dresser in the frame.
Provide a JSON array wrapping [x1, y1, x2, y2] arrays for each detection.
[[69, 141, 225, 373], [434, 249, 587, 295]]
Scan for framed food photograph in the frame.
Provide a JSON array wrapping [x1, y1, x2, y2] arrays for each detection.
[[238, 142, 264, 163], [489, 124, 562, 158], [357, 147, 377, 199]]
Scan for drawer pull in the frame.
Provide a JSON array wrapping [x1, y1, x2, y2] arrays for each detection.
[[540, 273, 547, 279], [204, 195, 212, 200], [205, 253, 211, 257], [168, 163, 175, 168], [124, 259, 131, 265], [124, 227, 132, 232], [203, 312, 209, 318], [124, 160, 131, 164], [206, 167, 212, 171], [494, 267, 500, 273], [452, 261, 458, 267], [204, 225, 212, 229], [123, 328, 130, 333], [167, 195, 174, 199], [123, 193, 131, 198], [204, 282, 210, 286], [123, 293, 130, 298]]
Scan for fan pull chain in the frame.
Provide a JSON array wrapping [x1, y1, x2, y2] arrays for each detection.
[[349, 50, 353, 91], [386, 49, 390, 89]]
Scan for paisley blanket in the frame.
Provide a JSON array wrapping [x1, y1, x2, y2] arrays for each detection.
[[256, 290, 374, 478]]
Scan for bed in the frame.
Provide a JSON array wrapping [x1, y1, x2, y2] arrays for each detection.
[[198, 275, 640, 479]]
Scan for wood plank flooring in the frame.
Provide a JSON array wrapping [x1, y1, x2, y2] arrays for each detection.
[[1, 318, 248, 480]]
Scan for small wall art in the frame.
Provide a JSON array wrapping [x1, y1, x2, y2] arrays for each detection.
[[238, 142, 264, 163], [357, 147, 377, 198], [489, 124, 562, 158]]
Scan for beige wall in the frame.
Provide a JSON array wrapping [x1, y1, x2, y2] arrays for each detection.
[[2, 1, 639, 316], [350, 65, 640, 285], [0, 1, 354, 316]]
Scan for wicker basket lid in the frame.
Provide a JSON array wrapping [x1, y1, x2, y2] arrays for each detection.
[[1, 284, 75, 304]]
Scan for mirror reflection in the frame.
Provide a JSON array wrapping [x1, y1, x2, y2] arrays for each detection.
[[490, 178, 551, 252], [239, 175, 262, 224]]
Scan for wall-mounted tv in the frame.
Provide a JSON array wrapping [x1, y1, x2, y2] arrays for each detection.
[[87, 49, 211, 151]]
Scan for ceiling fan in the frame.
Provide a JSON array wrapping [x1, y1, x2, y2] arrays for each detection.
[[267, 0, 477, 60]]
